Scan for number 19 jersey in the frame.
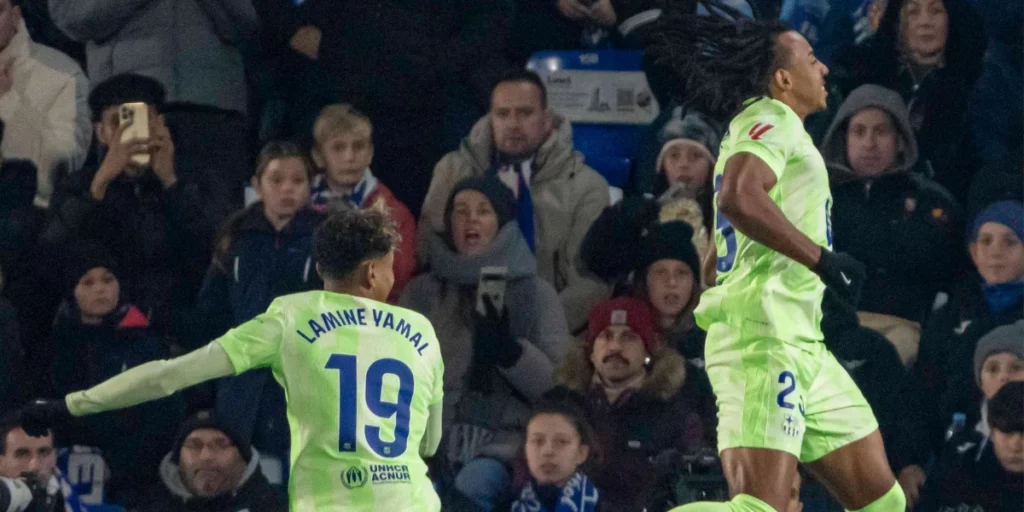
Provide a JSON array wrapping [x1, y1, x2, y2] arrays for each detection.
[[694, 97, 833, 345], [216, 291, 444, 512]]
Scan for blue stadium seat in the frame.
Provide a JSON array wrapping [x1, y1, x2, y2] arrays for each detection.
[[526, 50, 660, 188]]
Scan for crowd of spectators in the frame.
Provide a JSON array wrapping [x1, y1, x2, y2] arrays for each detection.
[[0, 0, 1020, 510]]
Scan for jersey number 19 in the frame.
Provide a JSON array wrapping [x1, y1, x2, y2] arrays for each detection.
[[325, 355, 414, 458]]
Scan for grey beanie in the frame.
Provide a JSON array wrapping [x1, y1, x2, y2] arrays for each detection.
[[974, 320, 1024, 387]]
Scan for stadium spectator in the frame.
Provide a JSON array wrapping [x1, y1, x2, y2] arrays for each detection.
[[916, 377, 1024, 511], [185, 141, 322, 470], [139, 411, 286, 512], [555, 296, 710, 510], [966, 0, 1022, 175], [0, 0, 89, 208], [48, 242, 186, 506], [889, 200, 1024, 497], [513, 399, 600, 512], [253, 0, 512, 213], [0, 411, 85, 512], [401, 176, 570, 510], [820, 84, 962, 361], [309, 104, 416, 303], [48, 0, 259, 205], [419, 71, 610, 332], [43, 74, 225, 330]]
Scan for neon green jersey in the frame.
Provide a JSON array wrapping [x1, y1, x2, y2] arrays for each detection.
[[216, 291, 443, 511], [694, 97, 833, 344]]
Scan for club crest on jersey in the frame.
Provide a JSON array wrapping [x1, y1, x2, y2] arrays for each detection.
[[748, 123, 775, 140], [341, 465, 369, 489]]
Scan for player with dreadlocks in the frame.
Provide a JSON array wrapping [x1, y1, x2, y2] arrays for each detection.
[[648, 11, 907, 512]]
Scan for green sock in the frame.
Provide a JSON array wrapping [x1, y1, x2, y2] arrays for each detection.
[[849, 482, 906, 512], [669, 494, 779, 512]]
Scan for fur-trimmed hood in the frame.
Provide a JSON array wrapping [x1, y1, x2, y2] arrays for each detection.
[[556, 342, 687, 402]]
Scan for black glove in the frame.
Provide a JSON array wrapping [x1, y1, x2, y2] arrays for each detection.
[[473, 295, 522, 369], [812, 248, 866, 308], [19, 399, 70, 438]]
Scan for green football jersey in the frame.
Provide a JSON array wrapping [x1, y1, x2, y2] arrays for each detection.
[[694, 97, 833, 344], [216, 291, 444, 511]]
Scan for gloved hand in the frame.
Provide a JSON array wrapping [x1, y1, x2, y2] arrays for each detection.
[[19, 399, 70, 438], [473, 295, 522, 369], [0, 477, 33, 512], [812, 248, 866, 308]]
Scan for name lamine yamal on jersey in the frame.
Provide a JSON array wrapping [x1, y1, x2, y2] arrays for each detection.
[[296, 307, 430, 355]]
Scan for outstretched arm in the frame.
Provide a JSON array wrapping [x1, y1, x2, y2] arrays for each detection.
[[66, 343, 235, 416], [718, 152, 822, 269]]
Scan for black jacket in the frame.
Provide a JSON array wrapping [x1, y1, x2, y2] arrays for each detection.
[[140, 451, 286, 512], [917, 429, 1024, 512], [888, 277, 1024, 471], [42, 167, 221, 329], [0, 297, 25, 417]]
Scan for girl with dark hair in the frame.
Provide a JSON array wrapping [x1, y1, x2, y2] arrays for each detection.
[[196, 140, 324, 476], [514, 400, 600, 512]]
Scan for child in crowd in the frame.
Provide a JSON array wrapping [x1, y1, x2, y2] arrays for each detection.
[[514, 400, 600, 512], [310, 104, 416, 302], [198, 140, 324, 473]]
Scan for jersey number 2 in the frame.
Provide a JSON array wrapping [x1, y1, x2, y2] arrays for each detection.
[[325, 354, 414, 458], [714, 175, 737, 273]]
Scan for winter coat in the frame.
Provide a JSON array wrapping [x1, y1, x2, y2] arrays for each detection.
[[888, 277, 1024, 471], [42, 166, 223, 328], [48, 0, 258, 114], [141, 449, 287, 512], [50, 303, 187, 501], [556, 344, 713, 511], [821, 84, 964, 323], [400, 223, 570, 464], [916, 428, 1024, 512], [0, 19, 90, 207], [190, 205, 323, 460], [419, 114, 611, 332], [309, 174, 416, 303]]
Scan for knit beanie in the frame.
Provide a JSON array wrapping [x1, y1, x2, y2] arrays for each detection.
[[989, 381, 1024, 434], [443, 176, 516, 234], [974, 320, 1024, 387], [655, 110, 722, 173], [171, 410, 252, 463], [64, 242, 120, 297], [970, 200, 1024, 243], [635, 221, 701, 280], [587, 297, 659, 354]]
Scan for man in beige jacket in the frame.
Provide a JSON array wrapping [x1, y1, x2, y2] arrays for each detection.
[[419, 70, 609, 332], [0, 0, 90, 208]]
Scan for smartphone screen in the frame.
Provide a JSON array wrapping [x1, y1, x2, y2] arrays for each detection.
[[119, 102, 150, 166]]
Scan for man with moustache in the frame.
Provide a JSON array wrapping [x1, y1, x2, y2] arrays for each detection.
[[139, 411, 285, 512]]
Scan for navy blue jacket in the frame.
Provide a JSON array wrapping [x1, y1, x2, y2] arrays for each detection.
[[197, 204, 323, 461]]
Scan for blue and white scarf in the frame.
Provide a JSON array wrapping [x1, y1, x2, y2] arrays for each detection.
[[512, 473, 599, 512]]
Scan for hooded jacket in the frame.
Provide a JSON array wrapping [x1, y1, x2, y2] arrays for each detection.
[[556, 344, 712, 511], [50, 303, 187, 500], [400, 223, 570, 464], [419, 114, 611, 332], [142, 449, 286, 512], [820, 84, 963, 322], [48, 0, 258, 114], [916, 428, 1024, 512], [0, 19, 91, 208]]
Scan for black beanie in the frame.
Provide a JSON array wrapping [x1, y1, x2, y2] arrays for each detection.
[[63, 242, 120, 296], [443, 176, 516, 234], [171, 410, 253, 463], [635, 221, 701, 279], [989, 381, 1024, 434]]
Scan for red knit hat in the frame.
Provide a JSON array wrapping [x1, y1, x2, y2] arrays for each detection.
[[586, 297, 659, 353]]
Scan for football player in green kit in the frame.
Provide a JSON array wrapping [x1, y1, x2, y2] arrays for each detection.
[[649, 11, 906, 512]]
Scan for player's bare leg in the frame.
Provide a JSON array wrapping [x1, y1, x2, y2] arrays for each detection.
[[804, 430, 902, 511], [720, 447, 800, 511]]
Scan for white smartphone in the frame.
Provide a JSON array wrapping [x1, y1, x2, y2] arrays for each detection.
[[476, 266, 508, 316], [119, 102, 150, 167]]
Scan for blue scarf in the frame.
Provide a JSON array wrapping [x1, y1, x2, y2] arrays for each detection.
[[512, 473, 599, 512], [982, 281, 1024, 315], [492, 153, 536, 253]]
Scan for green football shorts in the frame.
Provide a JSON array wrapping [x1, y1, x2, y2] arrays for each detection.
[[704, 322, 879, 463]]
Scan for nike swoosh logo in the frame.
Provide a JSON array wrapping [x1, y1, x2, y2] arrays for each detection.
[[841, 272, 852, 285]]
